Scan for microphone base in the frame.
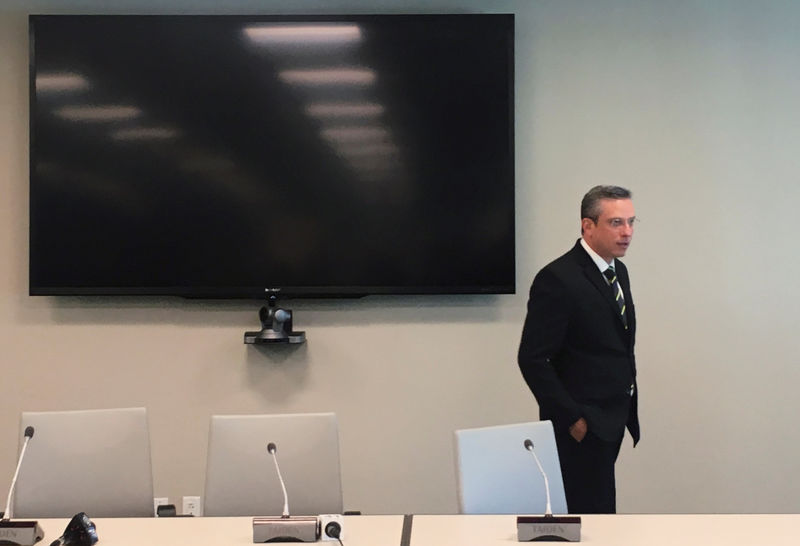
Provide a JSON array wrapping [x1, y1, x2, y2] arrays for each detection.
[[517, 515, 581, 542], [0, 520, 44, 545], [252, 516, 318, 543]]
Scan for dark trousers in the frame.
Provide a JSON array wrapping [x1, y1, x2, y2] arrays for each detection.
[[555, 430, 624, 514]]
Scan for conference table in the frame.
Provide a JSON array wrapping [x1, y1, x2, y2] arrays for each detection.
[[29, 513, 800, 545]]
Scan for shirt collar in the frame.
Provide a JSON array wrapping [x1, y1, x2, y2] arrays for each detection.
[[580, 237, 615, 273]]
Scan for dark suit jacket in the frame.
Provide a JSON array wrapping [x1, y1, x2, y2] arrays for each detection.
[[518, 240, 639, 445]]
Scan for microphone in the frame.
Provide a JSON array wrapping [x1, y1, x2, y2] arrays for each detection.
[[523, 439, 552, 516], [516, 437, 582, 542], [1, 426, 44, 545], [3, 427, 34, 521], [252, 442, 318, 543], [267, 443, 289, 518]]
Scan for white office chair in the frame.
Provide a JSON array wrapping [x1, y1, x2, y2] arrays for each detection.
[[203, 412, 343, 517], [453, 420, 568, 514], [14, 407, 154, 518]]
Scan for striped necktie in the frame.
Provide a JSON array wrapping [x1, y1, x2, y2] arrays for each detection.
[[603, 266, 628, 329]]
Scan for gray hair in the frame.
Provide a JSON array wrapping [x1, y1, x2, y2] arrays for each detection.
[[580, 185, 632, 223]]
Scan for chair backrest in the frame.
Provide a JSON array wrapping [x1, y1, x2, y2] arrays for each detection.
[[453, 420, 567, 514], [203, 412, 343, 517], [14, 407, 154, 518]]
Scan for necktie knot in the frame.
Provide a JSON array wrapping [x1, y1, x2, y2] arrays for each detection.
[[603, 267, 616, 284]]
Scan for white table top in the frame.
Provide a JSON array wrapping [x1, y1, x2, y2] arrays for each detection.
[[410, 514, 800, 545], [26, 513, 800, 546]]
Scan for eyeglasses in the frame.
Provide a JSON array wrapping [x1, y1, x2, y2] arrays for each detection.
[[606, 217, 638, 228]]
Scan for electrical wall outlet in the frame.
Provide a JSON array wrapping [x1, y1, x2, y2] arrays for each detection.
[[182, 495, 203, 517], [153, 497, 170, 517]]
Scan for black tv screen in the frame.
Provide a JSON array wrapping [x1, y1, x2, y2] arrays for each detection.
[[29, 14, 515, 297]]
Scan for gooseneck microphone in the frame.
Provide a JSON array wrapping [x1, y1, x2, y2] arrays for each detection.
[[2, 426, 35, 521], [523, 438, 552, 516], [267, 443, 290, 518], [252, 442, 318, 542], [1, 425, 44, 546], [516, 435, 581, 542]]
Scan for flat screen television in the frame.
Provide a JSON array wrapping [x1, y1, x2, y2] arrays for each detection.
[[29, 14, 515, 298]]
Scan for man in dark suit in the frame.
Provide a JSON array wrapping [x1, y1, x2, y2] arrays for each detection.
[[518, 185, 639, 514]]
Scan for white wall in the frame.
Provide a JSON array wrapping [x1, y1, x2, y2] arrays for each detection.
[[2, 0, 800, 515]]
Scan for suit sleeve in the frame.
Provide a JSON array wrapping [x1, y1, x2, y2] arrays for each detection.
[[517, 267, 582, 432]]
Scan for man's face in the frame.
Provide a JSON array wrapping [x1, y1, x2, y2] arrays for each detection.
[[582, 198, 635, 263]]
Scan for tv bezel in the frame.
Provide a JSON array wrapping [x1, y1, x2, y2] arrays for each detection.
[[28, 13, 516, 299]]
